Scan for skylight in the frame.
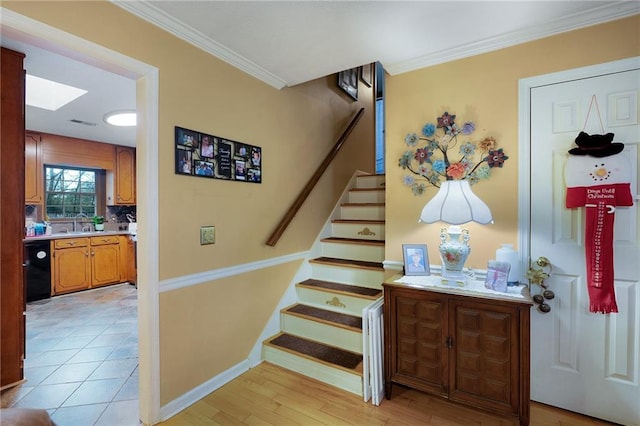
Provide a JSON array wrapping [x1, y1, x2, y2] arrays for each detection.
[[26, 74, 87, 111]]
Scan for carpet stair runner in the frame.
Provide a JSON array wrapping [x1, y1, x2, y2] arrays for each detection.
[[263, 173, 385, 396]]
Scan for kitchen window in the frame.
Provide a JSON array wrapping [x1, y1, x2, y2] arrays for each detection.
[[44, 166, 105, 219]]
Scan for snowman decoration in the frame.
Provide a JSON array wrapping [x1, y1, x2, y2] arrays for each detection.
[[564, 131, 634, 313]]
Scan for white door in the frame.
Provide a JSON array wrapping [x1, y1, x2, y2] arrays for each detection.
[[529, 66, 639, 425]]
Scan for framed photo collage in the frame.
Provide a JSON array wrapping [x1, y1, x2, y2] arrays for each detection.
[[174, 126, 261, 183]]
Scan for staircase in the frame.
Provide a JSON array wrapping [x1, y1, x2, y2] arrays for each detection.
[[263, 173, 385, 397]]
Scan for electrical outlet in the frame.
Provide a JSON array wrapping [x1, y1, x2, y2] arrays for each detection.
[[200, 226, 215, 245]]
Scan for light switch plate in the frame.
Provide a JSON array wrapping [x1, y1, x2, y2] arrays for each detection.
[[200, 226, 215, 245]]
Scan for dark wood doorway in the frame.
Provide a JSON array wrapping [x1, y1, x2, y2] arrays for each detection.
[[1, 47, 26, 389]]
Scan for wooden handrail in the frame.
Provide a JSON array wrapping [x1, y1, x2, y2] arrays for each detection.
[[266, 107, 365, 247]]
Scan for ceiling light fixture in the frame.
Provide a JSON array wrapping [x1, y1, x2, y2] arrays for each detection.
[[104, 110, 137, 127]]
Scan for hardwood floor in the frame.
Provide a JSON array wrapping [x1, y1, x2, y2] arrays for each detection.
[[159, 362, 617, 426]]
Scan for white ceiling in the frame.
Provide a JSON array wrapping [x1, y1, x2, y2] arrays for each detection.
[[1, 1, 638, 147]]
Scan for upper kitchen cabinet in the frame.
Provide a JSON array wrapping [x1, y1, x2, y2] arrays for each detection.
[[107, 146, 135, 205], [25, 131, 43, 204]]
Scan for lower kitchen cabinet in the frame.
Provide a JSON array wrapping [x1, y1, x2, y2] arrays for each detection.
[[126, 235, 136, 284], [52, 238, 91, 294], [118, 235, 137, 285], [383, 276, 532, 426], [52, 235, 122, 295], [90, 235, 120, 287]]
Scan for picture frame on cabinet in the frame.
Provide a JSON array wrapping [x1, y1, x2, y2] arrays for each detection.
[[402, 244, 430, 276], [337, 68, 358, 100]]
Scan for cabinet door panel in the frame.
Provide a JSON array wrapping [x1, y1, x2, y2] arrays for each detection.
[[54, 247, 91, 294], [115, 146, 135, 204], [450, 301, 518, 413], [389, 289, 448, 395], [92, 244, 120, 286], [25, 132, 42, 203]]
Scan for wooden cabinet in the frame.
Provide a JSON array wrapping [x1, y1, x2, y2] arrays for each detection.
[[25, 131, 43, 204], [118, 235, 137, 285], [52, 238, 91, 294], [90, 235, 121, 287], [52, 235, 122, 295], [107, 146, 135, 205], [383, 277, 532, 425], [126, 235, 137, 284]]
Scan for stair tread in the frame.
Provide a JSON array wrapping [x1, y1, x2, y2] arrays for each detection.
[[350, 188, 385, 192], [332, 219, 385, 224], [266, 333, 362, 371], [285, 304, 362, 330], [298, 279, 382, 298], [320, 237, 384, 246], [310, 256, 383, 271], [342, 202, 384, 207]]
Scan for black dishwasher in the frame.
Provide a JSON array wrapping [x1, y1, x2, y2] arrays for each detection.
[[24, 240, 51, 302]]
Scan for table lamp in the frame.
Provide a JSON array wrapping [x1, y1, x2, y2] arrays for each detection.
[[419, 180, 492, 281]]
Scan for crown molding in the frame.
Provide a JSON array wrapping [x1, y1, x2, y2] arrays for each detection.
[[110, 0, 288, 89], [385, 2, 640, 76]]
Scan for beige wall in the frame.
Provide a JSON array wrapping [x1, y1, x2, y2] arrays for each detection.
[[4, 1, 375, 405], [385, 15, 640, 270]]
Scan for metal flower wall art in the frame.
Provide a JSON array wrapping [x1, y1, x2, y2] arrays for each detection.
[[399, 112, 509, 195]]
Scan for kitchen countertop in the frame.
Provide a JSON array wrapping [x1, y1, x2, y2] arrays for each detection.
[[24, 230, 134, 242]]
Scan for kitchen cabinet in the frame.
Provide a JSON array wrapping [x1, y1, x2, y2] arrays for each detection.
[[52, 235, 122, 295], [52, 238, 91, 294], [107, 146, 136, 205], [383, 277, 532, 425], [126, 235, 137, 284], [25, 131, 43, 204], [90, 235, 121, 287]]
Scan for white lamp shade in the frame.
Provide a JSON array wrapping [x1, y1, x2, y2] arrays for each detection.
[[420, 180, 493, 225]]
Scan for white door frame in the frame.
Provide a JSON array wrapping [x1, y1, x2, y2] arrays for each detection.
[[517, 57, 640, 276], [1, 9, 161, 425]]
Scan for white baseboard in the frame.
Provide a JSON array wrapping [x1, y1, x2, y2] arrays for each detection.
[[160, 359, 252, 421]]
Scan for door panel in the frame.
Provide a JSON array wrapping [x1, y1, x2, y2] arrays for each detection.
[[530, 67, 639, 425], [1, 47, 26, 389]]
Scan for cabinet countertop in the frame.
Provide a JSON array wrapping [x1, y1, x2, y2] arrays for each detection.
[[384, 273, 533, 305], [24, 230, 133, 243]]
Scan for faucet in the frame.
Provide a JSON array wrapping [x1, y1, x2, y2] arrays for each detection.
[[74, 213, 89, 232]]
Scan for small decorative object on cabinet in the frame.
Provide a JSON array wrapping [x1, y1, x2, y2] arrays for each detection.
[[383, 274, 532, 425]]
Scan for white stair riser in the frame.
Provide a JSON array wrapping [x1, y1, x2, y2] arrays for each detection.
[[349, 190, 385, 204], [310, 264, 384, 289], [331, 223, 385, 241], [356, 175, 385, 189], [296, 286, 376, 316], [263, 345, 363, 396], [282, 314, 362, 353], [340, 205, 384, 220], [321, 242, 384, 263]]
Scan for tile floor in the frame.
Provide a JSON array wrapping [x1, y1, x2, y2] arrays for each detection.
[[1, 283, 140, 425]]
